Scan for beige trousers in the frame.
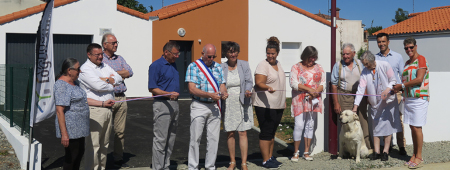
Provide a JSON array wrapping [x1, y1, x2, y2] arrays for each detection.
[[396, 92, 406, 147], [112, 96, 128, 161], [85, 106, 113, 170]]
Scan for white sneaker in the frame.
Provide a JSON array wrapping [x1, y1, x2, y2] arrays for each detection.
[[291, 150, 300, 162], [303, 152, 313, 161]]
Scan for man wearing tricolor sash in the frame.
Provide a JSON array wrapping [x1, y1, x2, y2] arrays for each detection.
[[185, 44, 228, 170]]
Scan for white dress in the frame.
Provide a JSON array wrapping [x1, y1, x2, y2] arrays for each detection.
[[223, 69, 253, 132], [354, 61, 402, 137]]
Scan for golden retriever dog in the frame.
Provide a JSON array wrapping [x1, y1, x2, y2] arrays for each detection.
[[338, 110, 372, 163]]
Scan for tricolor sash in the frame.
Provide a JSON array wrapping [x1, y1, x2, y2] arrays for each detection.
[[194, 59, 222, 114]]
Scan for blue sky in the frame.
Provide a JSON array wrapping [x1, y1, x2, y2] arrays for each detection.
[[137, 0, 449, 29]]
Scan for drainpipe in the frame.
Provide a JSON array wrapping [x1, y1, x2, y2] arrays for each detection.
[[329, 0, 338, 155]]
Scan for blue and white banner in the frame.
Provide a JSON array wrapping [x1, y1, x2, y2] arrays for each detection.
[[30, 0, 55, 127]]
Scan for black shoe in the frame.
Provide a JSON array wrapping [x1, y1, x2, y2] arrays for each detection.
[[262, 160, 279, 169], [381, 152, 389, 161], [114, 160, 130, 169], [369, 153, 381, 160], [270, 156, 282, 166], [399, 147, 407, 155]]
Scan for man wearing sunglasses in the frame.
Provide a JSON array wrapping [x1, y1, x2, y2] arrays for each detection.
[[101, 33, 134, 168], [185, 44, 228, 170], [375, 33, 406, 156]]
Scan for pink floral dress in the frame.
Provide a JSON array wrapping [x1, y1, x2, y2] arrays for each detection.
[[289, 63, 325, 117]]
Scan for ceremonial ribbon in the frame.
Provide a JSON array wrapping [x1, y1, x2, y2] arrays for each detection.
[[115, 90, 381, 103]]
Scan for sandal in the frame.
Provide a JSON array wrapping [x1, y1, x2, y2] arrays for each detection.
[[405, 154, 415, 166], [227, 162, 236, 170], [291, 150, 300, 162], [241, 163, 248, 170], [408, 158, 424, 169], [303, 152, 314, 161]]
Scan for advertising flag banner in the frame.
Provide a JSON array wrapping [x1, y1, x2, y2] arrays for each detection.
[[30, 0, 55, 127]]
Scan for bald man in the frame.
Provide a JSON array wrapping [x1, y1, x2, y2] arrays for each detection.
[[185, 44, 228, 170]]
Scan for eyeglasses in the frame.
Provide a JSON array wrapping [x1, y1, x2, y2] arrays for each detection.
[[169, 51, 181, 56], [89, 52, 104, 57], [227, 51, 239, 54], [206, 55, 217, 59], [70, 67, 81, 72], [106, 41, 119, 45], [404, 46, 414, 50]]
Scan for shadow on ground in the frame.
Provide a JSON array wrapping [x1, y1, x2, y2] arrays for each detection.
[[34, 100, 292, 169]]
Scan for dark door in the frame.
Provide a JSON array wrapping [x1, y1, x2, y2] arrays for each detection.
[[6, 33, 92, 74], [174, 41, 193, 98]]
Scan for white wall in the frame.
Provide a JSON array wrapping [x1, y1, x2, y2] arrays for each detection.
[[249, 0, 332, 155], [336, 20, 364, 61], [0, 0, 152, 97], [368, 33, 450, 143]]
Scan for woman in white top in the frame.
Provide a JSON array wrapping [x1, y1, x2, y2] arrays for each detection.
[[352, 51, 402, 161], [253, 36, 286, 169]]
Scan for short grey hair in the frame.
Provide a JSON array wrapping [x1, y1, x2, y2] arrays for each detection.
[[101, 33, 115, 47], [360, 51, 376, 64], [342, 43, 355, 52]]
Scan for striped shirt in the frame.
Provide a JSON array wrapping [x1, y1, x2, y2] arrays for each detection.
[[102, 53, 133, 94], [185, 59, 225, 102]]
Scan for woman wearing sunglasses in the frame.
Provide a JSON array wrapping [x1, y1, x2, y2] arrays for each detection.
[[392, 37, 429, 169]]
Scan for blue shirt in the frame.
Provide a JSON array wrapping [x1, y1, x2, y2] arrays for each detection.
[[185, 59, 226, 102], [148, 56, 180, 99], [54, 80, 90, 139], [375, 50, 404, 83]]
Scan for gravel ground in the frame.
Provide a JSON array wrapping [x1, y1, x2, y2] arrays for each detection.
[[212, 141, 450, 170], [1, 126, 449, 170], [0, 129, 21, 170]]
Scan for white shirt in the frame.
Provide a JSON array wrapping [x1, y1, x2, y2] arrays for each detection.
[[354, 60, 396, 109], [78, 59, 123, 101]]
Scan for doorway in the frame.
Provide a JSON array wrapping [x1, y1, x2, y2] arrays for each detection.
[[174, 41, 193, 98]]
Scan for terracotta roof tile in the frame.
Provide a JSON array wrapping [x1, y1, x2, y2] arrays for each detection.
[[374, 5, 450, 35], [0, 0, 79, 25], [144, 0, 222, 20], [0, 0, 151, 25], [271, 0, 331, 27]]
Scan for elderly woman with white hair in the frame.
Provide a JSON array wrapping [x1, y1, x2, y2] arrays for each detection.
[[352, 51, 402, 161]]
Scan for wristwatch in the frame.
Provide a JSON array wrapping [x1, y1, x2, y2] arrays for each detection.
[[106, 79, 110, 84], [401, 84, 405, 89]]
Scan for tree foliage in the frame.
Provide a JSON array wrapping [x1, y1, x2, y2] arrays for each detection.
[[365, 26, 383, 36], [392, 8, 409, 23], [118, 0, 151, 13]]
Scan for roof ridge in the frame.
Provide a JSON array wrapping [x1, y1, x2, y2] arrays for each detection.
[[430, 5, 450, 10], [144, 0, 221, 20], [0, 0, 79, 25], [271, 0, 331, 27], [117, 4, 149, 20]]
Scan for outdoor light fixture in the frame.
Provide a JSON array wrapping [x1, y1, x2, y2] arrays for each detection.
[[177, 28, 186, 37], [198, 39, 201, 43]]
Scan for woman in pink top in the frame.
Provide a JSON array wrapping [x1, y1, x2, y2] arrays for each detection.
[[289, 46, 325, 161], [253, 36, 286, 169]]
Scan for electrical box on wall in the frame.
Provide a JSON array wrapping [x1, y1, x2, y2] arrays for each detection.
[[100, 28, 112, 36]]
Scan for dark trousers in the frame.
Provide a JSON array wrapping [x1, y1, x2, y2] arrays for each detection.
[[63, 137, 85, 170], [254, 106, 284, 140]]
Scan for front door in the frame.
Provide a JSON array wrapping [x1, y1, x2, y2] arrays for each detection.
[[174, 41, 193, 98]]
